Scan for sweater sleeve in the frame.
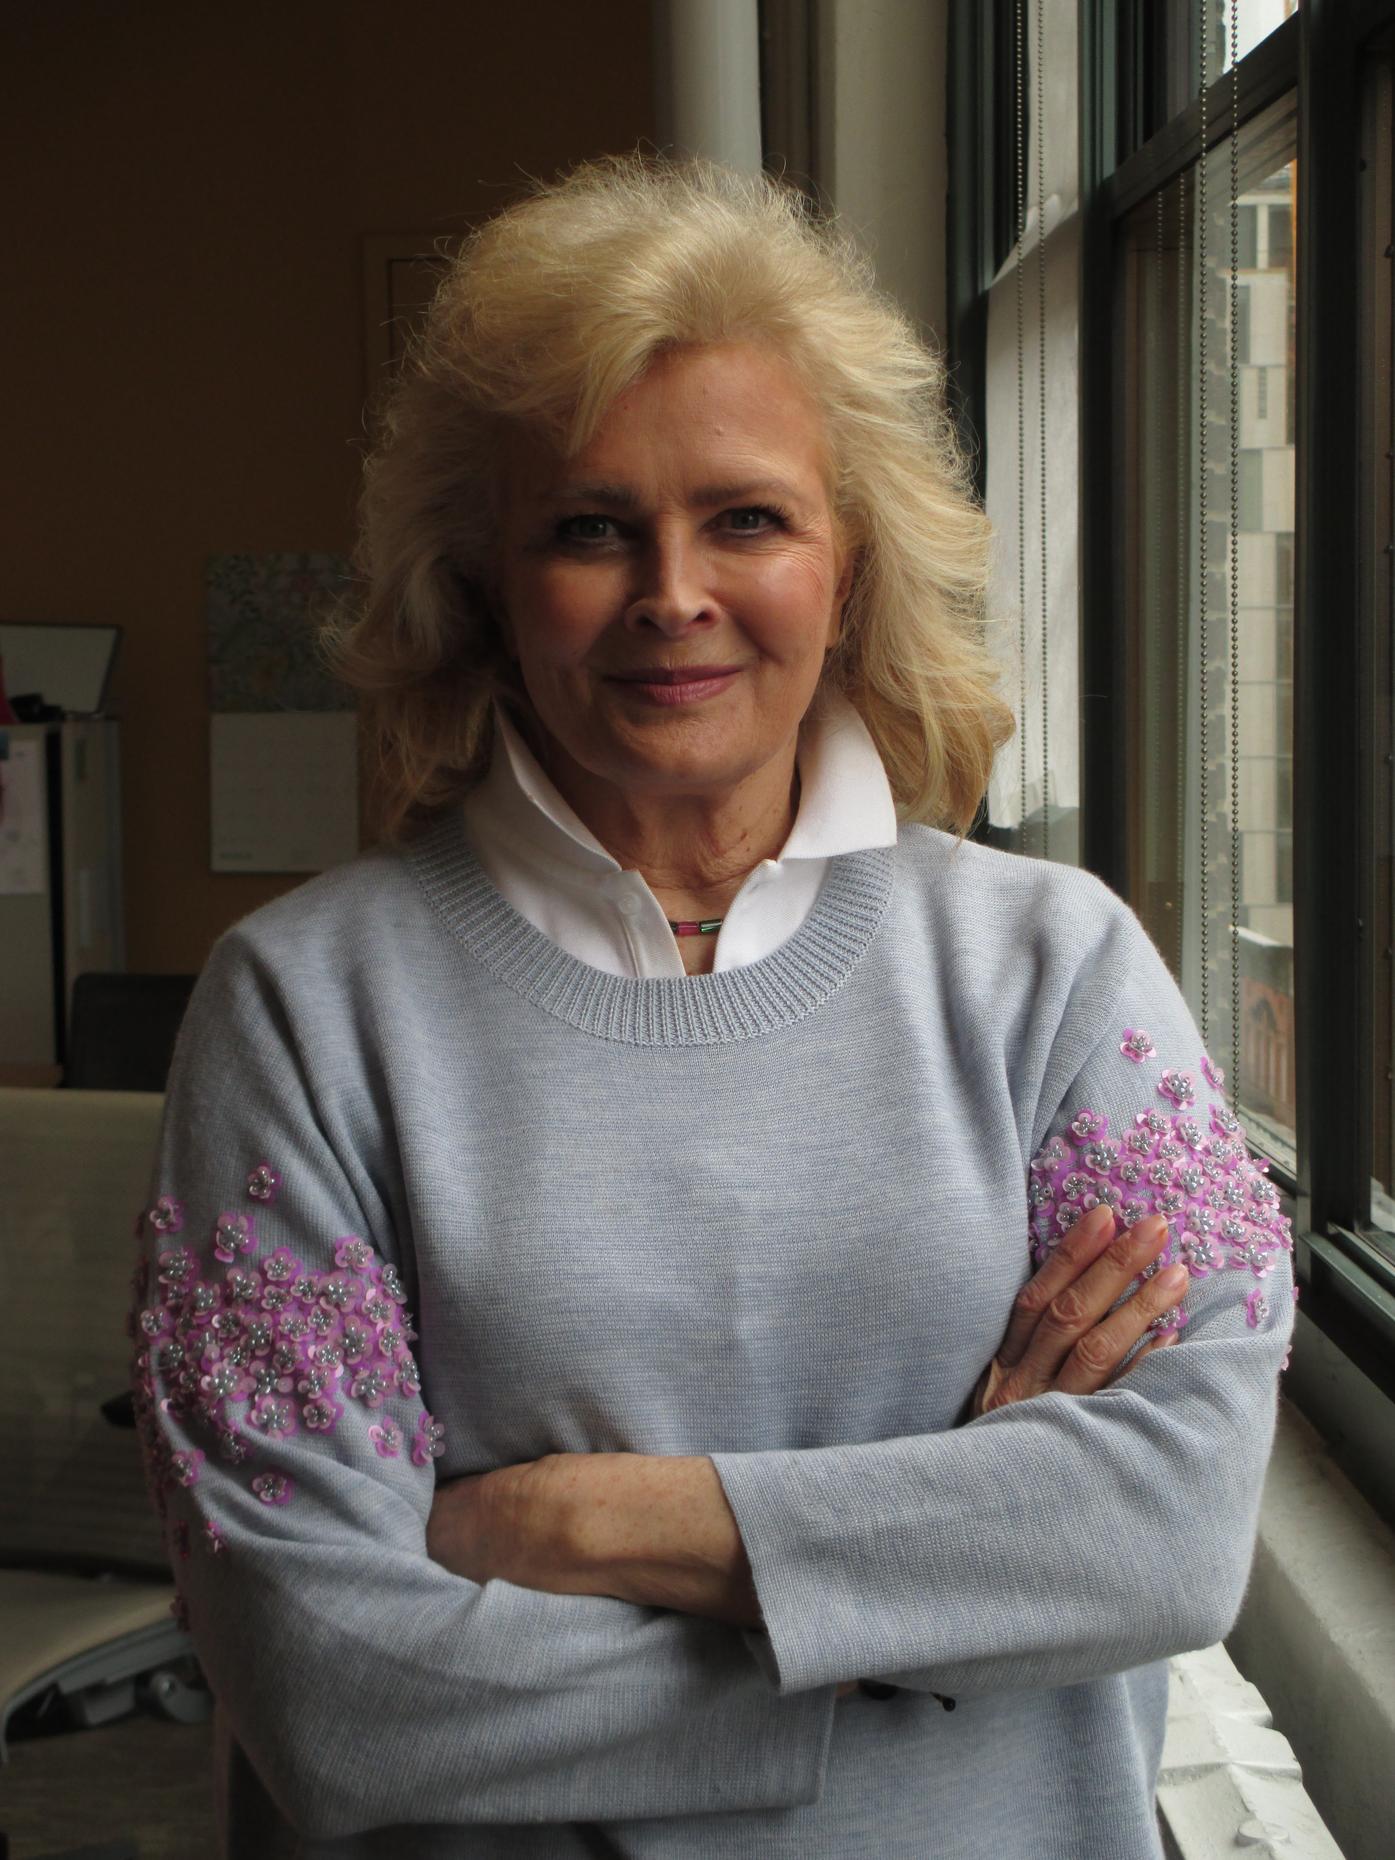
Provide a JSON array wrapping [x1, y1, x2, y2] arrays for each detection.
[[709, 895, 1296, 1698], [127, 929, 835, 1843]]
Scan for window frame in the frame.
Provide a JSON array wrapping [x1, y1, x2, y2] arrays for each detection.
[[949, 0, 1395, 1488]]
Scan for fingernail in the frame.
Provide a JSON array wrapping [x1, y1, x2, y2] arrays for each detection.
[[1137, 1216, 1168, 1246], [1159, 1264, 1189, 1294]]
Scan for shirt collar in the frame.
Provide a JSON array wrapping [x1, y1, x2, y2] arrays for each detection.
[[476, 690, 899, 875]]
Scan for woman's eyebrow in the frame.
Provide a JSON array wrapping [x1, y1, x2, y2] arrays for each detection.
[[539, 477, 805, 509]]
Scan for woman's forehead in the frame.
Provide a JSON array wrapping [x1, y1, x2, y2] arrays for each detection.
[[499, 343, 836, 511]]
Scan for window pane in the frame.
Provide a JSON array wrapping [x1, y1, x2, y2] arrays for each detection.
[[1217, 0, 1298, 73], [1237, 203, 1259, 270], [1139, 1, 1299, 132], [982, 0, 1081, 862], [1119, 94, 1298, 1169]]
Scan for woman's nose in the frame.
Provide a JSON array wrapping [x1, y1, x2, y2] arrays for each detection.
[[624, 531, 716, 633]]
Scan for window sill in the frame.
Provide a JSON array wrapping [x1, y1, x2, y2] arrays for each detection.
[[1157, 1642, 1344, 1860], [1222, 1394, 1395, 1860]]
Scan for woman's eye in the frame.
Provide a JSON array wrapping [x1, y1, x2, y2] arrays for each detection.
[[722, 505, 788, 534], [556, 514, 617, 543], [554, 505, 787, 545]]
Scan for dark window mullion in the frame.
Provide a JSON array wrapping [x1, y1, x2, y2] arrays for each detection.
[[1293, 1, 1370, 1252], [1106, 12, 1299, 222]]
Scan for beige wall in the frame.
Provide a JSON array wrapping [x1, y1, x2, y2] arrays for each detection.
[[818, 0, 948, 345], [2, 0, 653, 973]]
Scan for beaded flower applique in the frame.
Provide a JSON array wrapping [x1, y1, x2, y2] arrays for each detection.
[[1028, 1036, 1295, 1342], [128, 1159, 446, 1614]]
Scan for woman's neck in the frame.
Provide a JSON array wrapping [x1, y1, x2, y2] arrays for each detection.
[[538, 738, 802, 917]]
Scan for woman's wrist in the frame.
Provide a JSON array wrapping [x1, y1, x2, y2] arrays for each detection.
[[555, 1452, 764, 1629]]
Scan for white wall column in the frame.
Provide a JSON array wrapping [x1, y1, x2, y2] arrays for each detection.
[[651, 0, 763, 176], [815, 0, 949, 343]]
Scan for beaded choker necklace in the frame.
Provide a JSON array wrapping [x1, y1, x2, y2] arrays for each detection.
[[667, 918, 724, 938]]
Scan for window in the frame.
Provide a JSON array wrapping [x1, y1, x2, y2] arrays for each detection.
[[951, 0, 1395, 1481], [1114, 92, 1298, 1161]]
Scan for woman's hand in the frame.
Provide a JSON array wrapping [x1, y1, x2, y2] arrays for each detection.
[[971, 1205, 1187, 1418]]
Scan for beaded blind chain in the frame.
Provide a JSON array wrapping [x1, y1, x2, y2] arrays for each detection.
[[1198, 0, 1211, 1047], [1016, 0, 1028, 845], [1228, 0, 1242, 1113], [1196, 0, 1244, 1110], [1013, 0, 1051, 861], [1154, 183, 1167, 952], [1176, 168, 1190, 983], [1036, 0, 1049, 863]]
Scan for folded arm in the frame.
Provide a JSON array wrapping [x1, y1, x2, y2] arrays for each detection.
[[129, 930, 835, 1843], [709, 904, 1295, 1698]]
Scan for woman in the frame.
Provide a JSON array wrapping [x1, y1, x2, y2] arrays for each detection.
[[128, 153, 1294, 1858]]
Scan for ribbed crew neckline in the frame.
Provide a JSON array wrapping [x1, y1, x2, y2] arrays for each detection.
[[405, 809, 898, 1045]]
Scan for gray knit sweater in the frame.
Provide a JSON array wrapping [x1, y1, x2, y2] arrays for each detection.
[[128, 816, 1295, 1858]]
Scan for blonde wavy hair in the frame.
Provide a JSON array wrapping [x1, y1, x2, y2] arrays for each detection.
[[323, 149, 1014, 841]]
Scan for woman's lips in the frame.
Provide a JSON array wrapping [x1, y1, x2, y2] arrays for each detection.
[[608, 671, 740, 705]]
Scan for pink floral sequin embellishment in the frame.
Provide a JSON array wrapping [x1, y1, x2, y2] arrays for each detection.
[[149, 1196, 184, 1236], [246, 1163, 282, 1204], [131, 1158, 443, 1524], [1157, 1070, 1196, 1110], [157, 1245, 199, 1295], [1201, 1055, 1226, 1090], [250, 1394, 299, 1439], [204, 1518, 226, 1554], [1246, 1287, 1271, 1328], [251, 1472, 294, 1506], [369, 1419, 404, 1458], [1146, 1304, 1190, 1339], [1120, 1029, 1157, 1064], [335, 1236, 375, 1273], [412, 1414, 446, 1466], [169, 1448, 205, 1487], [350, 1366, 390, 1409], [213, 1212, 258, 1265], [1027, 1074, 1294, 1336], [303, 1396, 344, 1433]]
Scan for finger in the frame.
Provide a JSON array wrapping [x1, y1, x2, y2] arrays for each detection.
[[1013, 1215, 1173, 1388], [997, 1203, 1118, 1370], [1112, 1328, 1181, 1380], [1050, 1261, 1190, 1396]]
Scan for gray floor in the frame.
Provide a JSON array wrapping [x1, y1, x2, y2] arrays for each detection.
[[0, 1713, 217, 1859]]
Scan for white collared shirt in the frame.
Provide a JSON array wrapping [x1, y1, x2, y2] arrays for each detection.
[[459, 691, 900, 978]]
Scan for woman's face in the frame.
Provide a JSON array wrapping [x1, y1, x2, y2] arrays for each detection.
[[492, 341, 855, 814]]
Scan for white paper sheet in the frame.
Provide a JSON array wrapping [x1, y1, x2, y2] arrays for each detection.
[[0, 739, 46, 895]]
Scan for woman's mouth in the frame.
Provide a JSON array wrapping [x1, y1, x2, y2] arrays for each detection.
[[607, 669, 742, 706]]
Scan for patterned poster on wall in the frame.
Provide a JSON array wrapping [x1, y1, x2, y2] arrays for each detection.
[[204, 552, 360, 874], [205, 551, 355, 713]]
